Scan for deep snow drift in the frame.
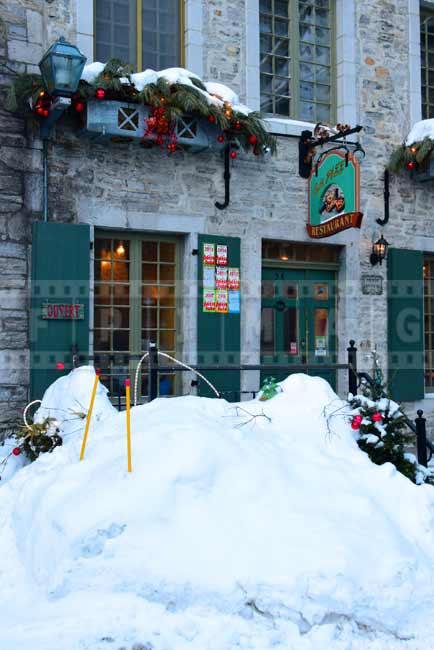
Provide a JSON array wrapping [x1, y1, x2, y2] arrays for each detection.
[[1, 367, 434, 650]]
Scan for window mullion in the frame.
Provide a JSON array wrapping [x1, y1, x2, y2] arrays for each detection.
[[291, 0, 299, 119], [137, 0, 143, 70]]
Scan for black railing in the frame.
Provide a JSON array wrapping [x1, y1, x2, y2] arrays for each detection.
[[77, 339, 359, 405]]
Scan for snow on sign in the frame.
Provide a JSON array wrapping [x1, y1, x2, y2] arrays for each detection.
[[203, 243, 215, 265], [42, 303, 84, 320]]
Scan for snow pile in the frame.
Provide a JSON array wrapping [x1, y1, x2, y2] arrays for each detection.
[[1, 370, 434, 650], [80, 63, 253, 115], [405, 118, 434, 145]]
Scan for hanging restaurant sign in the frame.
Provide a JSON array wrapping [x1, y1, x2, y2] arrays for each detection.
[[307, 150, 363, 238], [42, 303, 84, 320]]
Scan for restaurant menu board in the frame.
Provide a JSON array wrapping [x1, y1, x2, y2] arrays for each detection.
[[202, 242, 240, 313]]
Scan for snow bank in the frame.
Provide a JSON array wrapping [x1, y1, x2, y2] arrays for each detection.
[[1, 370, 434, 650]]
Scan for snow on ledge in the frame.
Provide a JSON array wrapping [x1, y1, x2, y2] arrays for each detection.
[[405, 118, 434, 145], [81, 63, 253, 115]]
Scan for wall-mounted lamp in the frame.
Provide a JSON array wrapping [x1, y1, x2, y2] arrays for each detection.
[[352, 141, 366, 164], [370, 234, 389, 266]]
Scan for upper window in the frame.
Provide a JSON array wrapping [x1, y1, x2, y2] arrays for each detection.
[[95, 0, 182, 71], [421, 6, 434, 119], [259, 0, 334, 121]]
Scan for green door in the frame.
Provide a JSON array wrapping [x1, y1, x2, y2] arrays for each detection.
[[261, 267, 336, 389], [30, 222, 90, 400]]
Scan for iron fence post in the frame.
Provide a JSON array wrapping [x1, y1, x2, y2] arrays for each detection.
[[347, 340, 357, 396], [416, 409, 428, 467], [148, 341, 158, 402]]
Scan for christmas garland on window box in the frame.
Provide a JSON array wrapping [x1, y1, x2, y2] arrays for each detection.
[[6, 59, 276, 156], [388, 137, 434, 173]]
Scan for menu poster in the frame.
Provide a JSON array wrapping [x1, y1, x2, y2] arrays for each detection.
[[216, 289, 228, 313], [228, 267, 240, 290], [216, 244, 228, 266], [203, 266, 215, 289], [228, 290, 240, 313], [203, 243, 215, 266], [203, 289, 216, 312], [215, 266, 228, 289]]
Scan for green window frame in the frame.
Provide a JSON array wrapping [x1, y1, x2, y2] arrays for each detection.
[[94, 0, 185, 71], [259, 0, 336, 121], [424, 256, 434, 392], [93, 231, 181, 399], [421, 5, 434, 119]]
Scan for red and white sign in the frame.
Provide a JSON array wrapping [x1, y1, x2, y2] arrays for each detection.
[[42, 303, 84, 320], [215, 266, 228, 289], [216, 244, 228, 266], [203, 289, 216, 312], [290, 342, 297, 355], [203, 243, 215, 266], [228, 267, 240, 290], [216, 289, 228, 313]]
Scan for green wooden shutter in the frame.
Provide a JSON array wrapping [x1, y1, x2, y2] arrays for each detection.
[[387, 248, 424, 401], [197, 234, 240, 401], [30, 222, 90, 400]]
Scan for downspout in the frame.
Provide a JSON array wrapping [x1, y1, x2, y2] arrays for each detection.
[[215, 145, 231, 210], [376, 168, 389, 227], [42, 138, 48, 222]]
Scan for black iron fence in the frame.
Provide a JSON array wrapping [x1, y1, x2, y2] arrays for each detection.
[[77, 339, 359, 405]]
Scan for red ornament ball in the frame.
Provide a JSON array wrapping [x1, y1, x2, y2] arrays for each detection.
[[12, 447, 21, 456], [217, 135, 224, 143], [351, 421, 361, 430], [208, 114, 216, 123], [74, 101, 85, 112], [248, 135, 257, 145], [372, 412, 382, 422], [230, 150, 237, 159], [96, 88, 105, 99], [406, 160, 415, 170], [353, 414, 363, 423]]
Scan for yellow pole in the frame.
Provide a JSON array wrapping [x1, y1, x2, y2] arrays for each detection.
[[79, 368, 100, 461], [125, 378, 132, 472]]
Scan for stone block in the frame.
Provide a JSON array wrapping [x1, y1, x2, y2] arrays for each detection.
[[26, 9, 43, 45], [7, 38, 43, 64]]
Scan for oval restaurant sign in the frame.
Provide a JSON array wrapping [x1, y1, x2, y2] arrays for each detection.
[[307, 150, 363, 238]]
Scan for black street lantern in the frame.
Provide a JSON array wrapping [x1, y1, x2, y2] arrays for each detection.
[[370, 234, 389, 266], [38, 37, 86, 97]]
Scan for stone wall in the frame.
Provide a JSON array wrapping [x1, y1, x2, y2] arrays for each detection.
[[0, 0, 434, 439]]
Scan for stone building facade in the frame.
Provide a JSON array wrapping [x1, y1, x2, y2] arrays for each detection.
[[0, 0, 434, 437]]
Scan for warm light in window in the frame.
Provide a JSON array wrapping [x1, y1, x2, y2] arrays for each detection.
[[280, 255, 289, 261], [116, 242, 125, 256]]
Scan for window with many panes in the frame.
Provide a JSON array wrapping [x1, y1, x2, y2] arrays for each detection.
[[260, 0, 334, 121], [94, 234, 179, 399], [424, 257, 434, 392], [421, 6, 434, 119], [95, 0, 182, 71]]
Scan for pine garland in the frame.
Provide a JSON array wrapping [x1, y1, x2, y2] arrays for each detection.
[[388, 136, 434, 173], [7, 59, 276, 155]]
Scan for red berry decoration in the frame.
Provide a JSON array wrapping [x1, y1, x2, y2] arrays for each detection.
[[248, 135, 257, 145], [208, 115, 216, 123], [351, 420, 361, 430], [372, 412, 382, 422], [12, 447, 21, 456], [406, 160, 415, 170], [354, 414, 363, 423], [230, 150, 237, 159], [96, 88, 105, 99], [217, 135, 224, 143]]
